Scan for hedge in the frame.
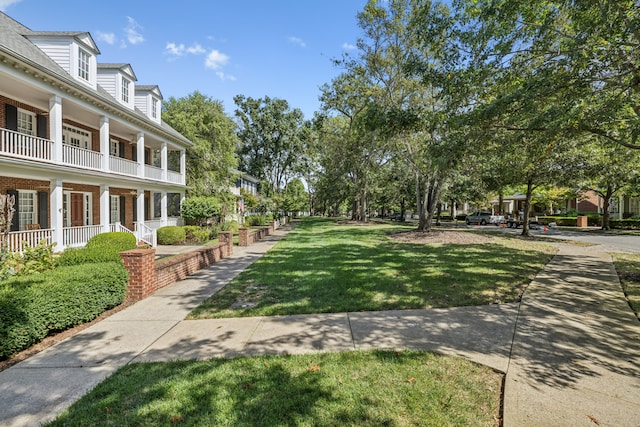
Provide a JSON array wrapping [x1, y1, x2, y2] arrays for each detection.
[[56, 232, 137, 266], [610, 219, 640, 230], [157, 226, 186, 245], [0, 262, 128, 359]]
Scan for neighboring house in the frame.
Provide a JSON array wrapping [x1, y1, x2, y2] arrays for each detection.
[[0, 12, 190, 251], [229, 172, 259, 221]]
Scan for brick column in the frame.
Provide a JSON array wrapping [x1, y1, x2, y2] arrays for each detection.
[[238, 227, 249, 246], [218, 231, 234, 255], [120, 248, 157, 301], [269, 221, 275, 235]]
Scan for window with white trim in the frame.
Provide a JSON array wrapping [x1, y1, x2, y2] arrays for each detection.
[[121, 76, 130, 103], [18, 191, 37, 230], [110, 195, 120, 224], [110, 139, 121, 157], [152, 98, 158, 118], [62, 124, 91, 149], [78, 48, 90, 81], [17, 109, 35, 136]]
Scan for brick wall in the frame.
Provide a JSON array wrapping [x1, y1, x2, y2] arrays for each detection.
[[121, 241, 231, 301], [238, 226, 270, 246]]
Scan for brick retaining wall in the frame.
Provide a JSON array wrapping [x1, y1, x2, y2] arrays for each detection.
[[120, 232, 235, 301]]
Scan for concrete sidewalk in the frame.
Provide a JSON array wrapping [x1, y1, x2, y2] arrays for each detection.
[[504, 244, 640, 426], [0, 226, 639, 426]]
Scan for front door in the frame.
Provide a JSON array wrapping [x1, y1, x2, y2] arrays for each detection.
[[70, 193, 84, 227]]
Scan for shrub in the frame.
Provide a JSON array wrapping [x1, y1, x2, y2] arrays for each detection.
[[610, 218, 640, 230], [56, 232, 137, 266], [157, 226, 186, 245], [221, 220, 240, 232], [245, 215, 268, 227], [0, 240, 55, 280], [181, 196, 221, 226], [183, 226, 210, 244], [0, 262, 127, 359]]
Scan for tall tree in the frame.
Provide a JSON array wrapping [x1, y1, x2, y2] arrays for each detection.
[[234, 95, 307, 195], [163, 91, 238, 196]]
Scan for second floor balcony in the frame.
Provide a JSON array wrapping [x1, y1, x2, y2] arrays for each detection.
[[0, 127, 185, 185]]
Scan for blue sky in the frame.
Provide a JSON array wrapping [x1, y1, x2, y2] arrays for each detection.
[[1, 0, 369, 119]]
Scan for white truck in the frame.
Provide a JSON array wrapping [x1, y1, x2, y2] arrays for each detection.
[[465, 211, 505, 226]]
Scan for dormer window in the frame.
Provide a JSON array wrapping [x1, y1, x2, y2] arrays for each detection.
[[78, 48, 90, 81], [152, 98, 158, 118], [122, 77, 130, 103]]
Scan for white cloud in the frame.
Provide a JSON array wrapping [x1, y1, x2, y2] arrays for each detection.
[[215, 71, 237, 81], [342, 42, 356, 50], [165, 42, 206, 58], [96, 31, 116, 45], [165, 42, 186, 57], [0, 0, 22, 11], [205, 49, 229, 70], [125, 16, 144, 45], [187, 43, 206, 55], [288, 36, 307, 48]]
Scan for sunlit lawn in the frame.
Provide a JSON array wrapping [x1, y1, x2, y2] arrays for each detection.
[[190, 217, 556, 319], [611, 252, 640, 319], [47, 350, 502, 427]]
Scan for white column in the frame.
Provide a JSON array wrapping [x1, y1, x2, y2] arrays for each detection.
[[136, 189, 145, 224], [161, 142, 168, 181], [49, 96, 63, 162], [100, 185, 110, 233], [161, 191, 168, 225], [136, 132, 145, 178], [180, 149, 186, 185], [50, 178, 64, 251], [100, 116, 110, 171]]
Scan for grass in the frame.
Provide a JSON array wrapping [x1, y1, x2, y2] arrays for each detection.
[[46, 350, 502, 427], [611, 252, 640, 319], [190, 217, 556, 318]]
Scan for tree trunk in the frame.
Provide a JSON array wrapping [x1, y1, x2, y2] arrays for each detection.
[[400, 197, 406, 222], [602, 184, 614, 230], [521, 180, 534, 237], [498, 193, 504, 215]]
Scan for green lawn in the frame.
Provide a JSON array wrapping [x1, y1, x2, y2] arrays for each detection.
[[47, 350, 502, 427], [190, 217, 556, 318], [611, 252, 640, 319]]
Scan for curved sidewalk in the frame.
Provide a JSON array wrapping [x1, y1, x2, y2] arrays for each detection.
[[0, 227, 639, 426]]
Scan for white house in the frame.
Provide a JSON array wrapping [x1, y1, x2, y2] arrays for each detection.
[[0, 12, 191, 251]]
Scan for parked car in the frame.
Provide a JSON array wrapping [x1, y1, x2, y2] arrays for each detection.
[[465, 211, 504, 225]]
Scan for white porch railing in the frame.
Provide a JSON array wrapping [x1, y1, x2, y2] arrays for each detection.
[[63, 225, 103, 248], [0, 128, 53, 161], [3, 229, 54, 253], [144, 219, 164, 230], [109, 156, 138, 176], [167, 170, 182, 184], [144, 165, 163, 180], [134, 222, 156, 247], [63, 144, 103, 169]]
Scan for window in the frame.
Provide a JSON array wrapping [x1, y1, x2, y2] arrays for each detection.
[[78, 48, 90, 81], [152, 98, 158, 118], [17, 109, 35, 135], [18, 191, 37, 230], [62, 125, 91, 149], [167, 193, 181, 217], [121, 77, 130, 103], [110, 139, 121, 157], [110, 195, 120, 224]]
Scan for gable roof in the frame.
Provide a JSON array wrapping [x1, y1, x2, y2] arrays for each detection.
[[0, 12, 191, 147]]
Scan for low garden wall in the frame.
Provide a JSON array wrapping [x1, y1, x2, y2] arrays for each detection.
[[238, 217, 288, 247], [120, 231, 234, 301]]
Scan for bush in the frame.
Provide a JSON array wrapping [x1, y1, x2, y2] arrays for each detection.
[[183, 226, 210, 244], [245, 215, 268, 227], [181, 196, 221, 226], [0, 240, 56, 280], [0, 262, 127, 359], [56, 232, 137, 266], [221, 220, 240, 232], [157, 226, 186, 245], [610, 218, 640, 230]]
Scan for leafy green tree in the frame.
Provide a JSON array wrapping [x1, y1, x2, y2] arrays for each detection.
[[281, 178, 308, 216], [163, 91, 238, 195], [234, 95, 308, 195], [180, 196, 221, 226]]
